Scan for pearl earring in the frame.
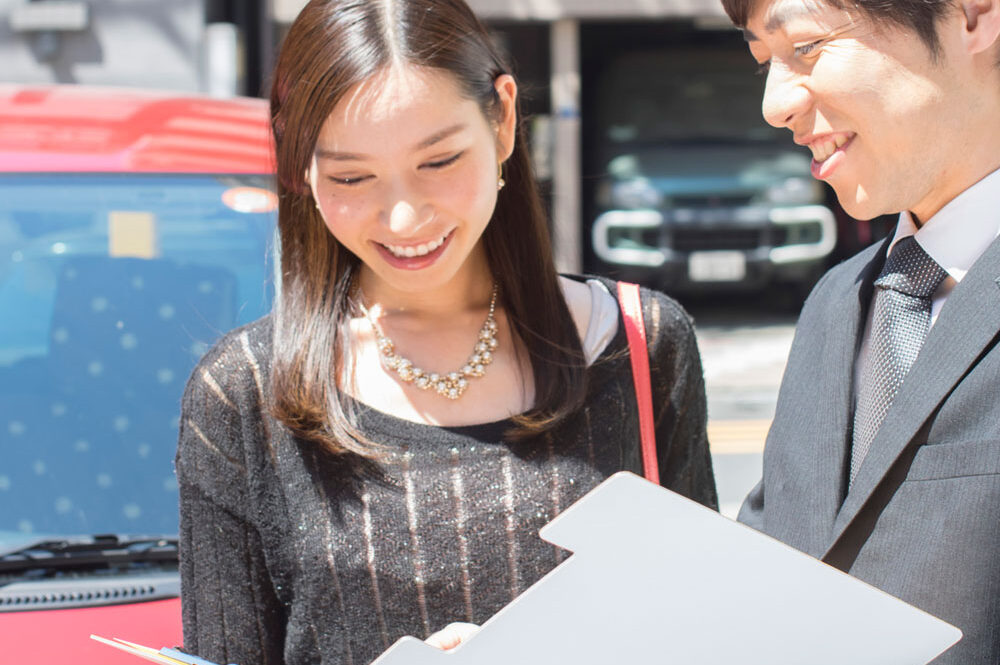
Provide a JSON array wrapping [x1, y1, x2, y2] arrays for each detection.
[[497, 162, 505, 191]]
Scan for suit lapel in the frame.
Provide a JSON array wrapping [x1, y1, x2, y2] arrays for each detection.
[[825, 235, 1000, 556], [809, 244, 882, 543], [765, 239, 885, 556]]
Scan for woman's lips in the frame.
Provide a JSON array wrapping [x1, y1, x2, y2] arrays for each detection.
[[373, 229, 455, 271]]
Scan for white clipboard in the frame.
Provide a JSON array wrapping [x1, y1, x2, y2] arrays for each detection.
[[372, 471, 961, 665]]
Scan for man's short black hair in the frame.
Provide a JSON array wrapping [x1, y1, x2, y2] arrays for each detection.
[[721, 0, 955, 55]]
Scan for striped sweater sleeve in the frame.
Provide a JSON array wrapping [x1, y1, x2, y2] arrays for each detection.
[[642, 287, 718, 510], [175, 333, 286, 665]]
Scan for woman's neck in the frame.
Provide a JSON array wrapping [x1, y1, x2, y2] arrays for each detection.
[[356, 258, 494, 322]]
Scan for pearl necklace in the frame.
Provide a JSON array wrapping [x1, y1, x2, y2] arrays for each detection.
[[359, 285, 499, 400]]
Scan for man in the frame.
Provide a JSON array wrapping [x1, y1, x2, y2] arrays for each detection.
[[721, 0, 1000, 662]]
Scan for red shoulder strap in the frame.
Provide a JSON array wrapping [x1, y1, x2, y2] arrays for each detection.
[[616, 281, 659, 485]]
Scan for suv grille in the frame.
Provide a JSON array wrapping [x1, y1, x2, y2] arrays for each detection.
[[671, 194, 754, 208], [671, 228, 762, 252]]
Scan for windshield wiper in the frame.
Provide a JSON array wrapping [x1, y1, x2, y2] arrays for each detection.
[[0, 534, 178, 573]]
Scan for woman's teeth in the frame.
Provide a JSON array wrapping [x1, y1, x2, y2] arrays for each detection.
[[812, 134, 849, 163], [384, 233, 448, 258]]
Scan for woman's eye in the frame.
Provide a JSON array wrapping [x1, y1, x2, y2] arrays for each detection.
[[424, 151, 464, 170], [328, 174, 371, 186]]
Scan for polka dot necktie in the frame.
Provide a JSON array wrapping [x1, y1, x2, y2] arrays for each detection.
[[849, 236, 948, 486]]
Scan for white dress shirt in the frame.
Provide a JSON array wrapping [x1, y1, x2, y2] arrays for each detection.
[[854, 167, 1000, 394]]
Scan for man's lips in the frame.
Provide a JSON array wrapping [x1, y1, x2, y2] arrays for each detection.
[[796, 132, 855, 164]]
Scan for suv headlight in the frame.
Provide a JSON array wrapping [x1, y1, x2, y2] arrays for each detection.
[[611, 178, 664, 209]]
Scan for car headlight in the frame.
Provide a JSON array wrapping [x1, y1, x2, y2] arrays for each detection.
[[610, 178, 664, 210], [764, 177, 821, 205], [779, 221, 824, 245]]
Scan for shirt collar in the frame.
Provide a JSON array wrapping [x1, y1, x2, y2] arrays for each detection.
[[889, 166, 1000, 283]]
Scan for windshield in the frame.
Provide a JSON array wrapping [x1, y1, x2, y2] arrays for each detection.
[[0, 173, 276, 542], [596, 48, 784, 146]]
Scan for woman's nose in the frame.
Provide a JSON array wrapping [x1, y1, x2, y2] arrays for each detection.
[[387, 199, 420, 234], [761, 62, 811, 130], [380, 179, 433, 236]]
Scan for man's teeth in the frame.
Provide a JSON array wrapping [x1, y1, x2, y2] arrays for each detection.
[[812, 135, 849, 163], [385, 234, 448, 258]]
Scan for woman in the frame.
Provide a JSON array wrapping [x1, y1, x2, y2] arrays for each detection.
[[175, 0, 717, 663]]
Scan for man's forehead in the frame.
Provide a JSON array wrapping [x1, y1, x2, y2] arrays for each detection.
[[744, 0, 840, 39]]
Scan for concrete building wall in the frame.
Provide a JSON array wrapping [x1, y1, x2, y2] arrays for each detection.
[[1, 0, 206, 91], [465, 0, 726, 19], [271, 0, 727, 21]]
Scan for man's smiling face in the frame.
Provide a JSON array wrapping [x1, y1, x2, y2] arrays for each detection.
[[743, 0, 977, 222]]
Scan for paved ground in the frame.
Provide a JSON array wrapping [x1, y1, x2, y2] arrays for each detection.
[[685, 296, 798, 517]]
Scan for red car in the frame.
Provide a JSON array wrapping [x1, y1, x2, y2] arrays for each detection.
[[0, 85, 276, 663]]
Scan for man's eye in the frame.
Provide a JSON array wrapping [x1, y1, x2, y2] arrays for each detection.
[[793, 40, 823, 57], [424, 151, 464, 170]]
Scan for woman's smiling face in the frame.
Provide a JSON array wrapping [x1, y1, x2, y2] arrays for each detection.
[[308, 64, 516, 296]]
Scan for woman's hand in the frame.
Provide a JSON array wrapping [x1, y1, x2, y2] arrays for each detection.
[[425, 622, 480, 650]]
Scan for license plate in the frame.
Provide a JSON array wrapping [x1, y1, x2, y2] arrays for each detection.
[[688, 251, 747, 282]]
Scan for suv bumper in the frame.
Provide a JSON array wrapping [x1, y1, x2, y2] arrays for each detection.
[[591, 204, 836, 291]]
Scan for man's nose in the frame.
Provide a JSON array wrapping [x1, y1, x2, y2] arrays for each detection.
[[761, 62, 811, 130]]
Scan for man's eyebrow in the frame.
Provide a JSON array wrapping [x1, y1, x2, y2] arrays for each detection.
[[313, 123, 467, 161], [743, 1, 828, 38]]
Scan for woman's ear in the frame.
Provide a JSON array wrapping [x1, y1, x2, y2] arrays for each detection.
[[305, 156, 325, 216], [493, 74, 518, 162], [305, 156, 317, 192]]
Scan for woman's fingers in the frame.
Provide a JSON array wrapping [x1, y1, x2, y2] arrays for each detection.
[[425, 622, 481, 650]]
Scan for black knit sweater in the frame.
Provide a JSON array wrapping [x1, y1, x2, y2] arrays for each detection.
[[175, 278, 717, 665]]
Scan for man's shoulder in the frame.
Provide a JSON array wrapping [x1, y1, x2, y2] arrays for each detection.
[[804, 239, 887, 305]]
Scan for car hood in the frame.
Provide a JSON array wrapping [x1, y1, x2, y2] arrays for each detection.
[[605, 144, 813, 197], [4, 596, 182, 665]]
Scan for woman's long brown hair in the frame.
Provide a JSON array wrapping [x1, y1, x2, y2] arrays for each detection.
[[269, 0, 587, 457]]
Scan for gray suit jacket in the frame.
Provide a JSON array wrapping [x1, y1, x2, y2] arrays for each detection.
[[740, 233, 1000, 664]]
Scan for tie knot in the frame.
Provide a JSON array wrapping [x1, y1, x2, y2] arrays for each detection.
[[874, 236, 947, 298]]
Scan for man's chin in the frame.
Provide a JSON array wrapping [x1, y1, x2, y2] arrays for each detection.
[[833, 188, 889, 223]]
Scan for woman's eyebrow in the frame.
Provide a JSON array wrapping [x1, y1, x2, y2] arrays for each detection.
[[313, 123, 468, 161], [314, 148, 365, 161], [414, 123, 467, 150]]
